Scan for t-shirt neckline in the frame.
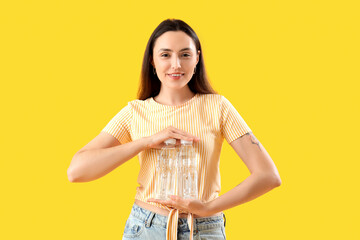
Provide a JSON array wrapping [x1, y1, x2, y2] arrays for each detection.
[[150, 93, 198, 108]]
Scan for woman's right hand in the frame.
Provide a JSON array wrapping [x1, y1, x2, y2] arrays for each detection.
[[144, 126, 200, 149]]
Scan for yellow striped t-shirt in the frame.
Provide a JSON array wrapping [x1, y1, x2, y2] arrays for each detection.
[[101, 93, 252, 239]]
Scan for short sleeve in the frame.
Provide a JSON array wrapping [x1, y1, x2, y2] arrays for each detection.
[[101, 103, 132, 144], [220, 96, 252, 143]]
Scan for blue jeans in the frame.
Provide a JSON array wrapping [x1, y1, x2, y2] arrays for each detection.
[[122, 203, 226, 240]]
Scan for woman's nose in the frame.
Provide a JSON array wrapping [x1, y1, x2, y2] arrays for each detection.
[[171, 56, 181, 69]]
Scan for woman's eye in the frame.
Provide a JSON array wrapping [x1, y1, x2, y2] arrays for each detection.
[[160, 53, 191, 58]]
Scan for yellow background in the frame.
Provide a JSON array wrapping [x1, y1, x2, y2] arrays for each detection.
[[1, 0, 359, 239]]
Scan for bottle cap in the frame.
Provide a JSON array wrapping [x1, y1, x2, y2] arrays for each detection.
[[180, 139, 193, 145], [164, 138, 176, 145]]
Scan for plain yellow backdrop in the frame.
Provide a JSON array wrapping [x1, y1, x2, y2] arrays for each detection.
[[1, 0, 359, 239]]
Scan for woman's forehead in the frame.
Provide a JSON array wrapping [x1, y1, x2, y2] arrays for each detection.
[[154, 31, 196, 51]]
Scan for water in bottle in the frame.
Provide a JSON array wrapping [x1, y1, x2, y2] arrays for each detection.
[[178, 139, 198, 199], [155, 138, 177, 200]]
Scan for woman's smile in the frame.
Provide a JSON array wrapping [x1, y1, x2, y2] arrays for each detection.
[[167, 72, 185, 79]]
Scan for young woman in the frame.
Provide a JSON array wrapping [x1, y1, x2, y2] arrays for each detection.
[[68, 19, 281, 240]]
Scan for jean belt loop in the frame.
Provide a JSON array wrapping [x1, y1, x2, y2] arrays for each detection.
[[223, 213, 226, 227], [145, 211, 156, 228], [194, 217, 198, 234]]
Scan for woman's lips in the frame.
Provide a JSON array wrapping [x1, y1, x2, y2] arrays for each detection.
[[167, 73, 185, 80]]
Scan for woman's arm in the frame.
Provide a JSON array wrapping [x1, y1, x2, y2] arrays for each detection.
[[67, 132, 148, 182], [206, 131, 281, 214]]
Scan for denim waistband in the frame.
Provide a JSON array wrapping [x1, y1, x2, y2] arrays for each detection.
[[129, 203, 225, 232]]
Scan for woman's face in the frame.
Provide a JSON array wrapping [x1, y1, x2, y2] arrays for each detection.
[[152, 31, 200, 91]]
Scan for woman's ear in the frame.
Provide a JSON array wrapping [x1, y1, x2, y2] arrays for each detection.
[[151, 58, 155, 68], [196, 50, 200, 64]]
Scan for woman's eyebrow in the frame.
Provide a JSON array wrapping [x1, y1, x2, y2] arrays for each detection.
[[158, 47, 192, 52]]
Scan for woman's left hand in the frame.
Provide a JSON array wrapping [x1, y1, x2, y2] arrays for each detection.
[[147, 195, 214, 217]]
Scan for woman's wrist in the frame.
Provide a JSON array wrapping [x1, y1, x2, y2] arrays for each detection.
[[140, 136, 152, 150], [204, 199, 220, 216]]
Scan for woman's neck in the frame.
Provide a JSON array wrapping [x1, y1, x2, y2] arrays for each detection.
[[154, 87, 195, 106]]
